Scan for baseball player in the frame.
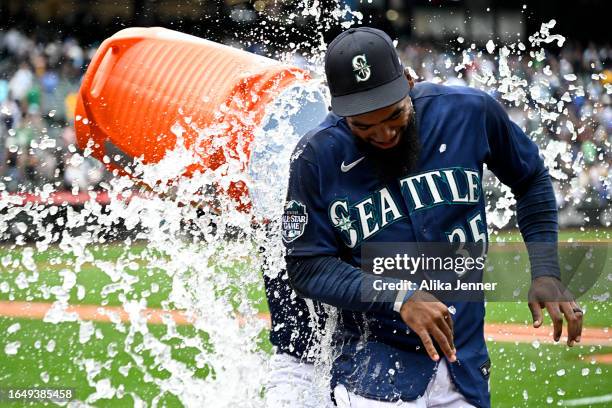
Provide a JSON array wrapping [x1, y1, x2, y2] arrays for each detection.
[[282, 27, 584, 407], [262, 265, 331, 407]]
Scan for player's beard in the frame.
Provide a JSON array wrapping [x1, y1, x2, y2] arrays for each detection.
[[356, 113, 421, 181]]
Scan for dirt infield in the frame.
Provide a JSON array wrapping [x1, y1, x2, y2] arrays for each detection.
[[484, 322, 610, 347], [0, 300, 610, 347], [0, 300, 194, 325], [586, 354, 612, 364]]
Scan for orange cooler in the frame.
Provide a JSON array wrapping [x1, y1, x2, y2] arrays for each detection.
[[75, 27, 327, 213]]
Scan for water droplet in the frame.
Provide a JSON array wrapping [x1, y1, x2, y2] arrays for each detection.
[[486, 40, 496, 54], [4, 341, 20, 355], [7, 323, 20, 334]]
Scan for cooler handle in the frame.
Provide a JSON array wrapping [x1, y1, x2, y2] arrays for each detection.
[[81, 36, 142, 104]]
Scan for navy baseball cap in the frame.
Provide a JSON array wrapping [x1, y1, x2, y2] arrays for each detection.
[[325, 27, 409, 117]]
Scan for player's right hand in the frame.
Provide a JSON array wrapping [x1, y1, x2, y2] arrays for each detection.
[[399, 290, 456, 363]]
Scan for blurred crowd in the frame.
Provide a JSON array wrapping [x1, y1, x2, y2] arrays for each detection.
[[399, 41, 611, 225], [0, 28, 106, 194], [0, 27, 610, 226]]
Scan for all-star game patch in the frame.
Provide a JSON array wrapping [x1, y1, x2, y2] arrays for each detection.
[[282, 200, 309, 243]]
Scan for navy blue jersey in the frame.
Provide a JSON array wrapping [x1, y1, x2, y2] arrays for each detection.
[[282, 82, 546, 407], [263, 269, 325, 361]]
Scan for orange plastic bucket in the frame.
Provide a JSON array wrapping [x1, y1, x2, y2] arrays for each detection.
[[75, 27, 327, 212]]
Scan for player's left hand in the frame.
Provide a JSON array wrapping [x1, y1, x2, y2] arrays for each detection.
[[527, 276, 583, 347]]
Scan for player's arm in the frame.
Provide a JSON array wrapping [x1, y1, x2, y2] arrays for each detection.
[[287, 255, 456, 362], [285, 255, 406, 314], [282, 145, 407, 314], [283, 144, 455, 361], [483, 93, 583, 346]]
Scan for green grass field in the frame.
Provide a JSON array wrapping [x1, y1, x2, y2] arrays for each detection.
[[1, 316, 608, 407], [0, 229, 610, 407]]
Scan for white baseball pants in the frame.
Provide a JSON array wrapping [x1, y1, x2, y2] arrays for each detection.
[[333, 360, 477, 408], [264, 352, 334, 407]]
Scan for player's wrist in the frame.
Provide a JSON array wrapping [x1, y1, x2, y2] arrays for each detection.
[[530, 273, 561, 282], [393, 288, 415, 313]]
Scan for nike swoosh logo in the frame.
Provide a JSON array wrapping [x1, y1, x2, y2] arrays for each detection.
[[340, 157, 365, 172]]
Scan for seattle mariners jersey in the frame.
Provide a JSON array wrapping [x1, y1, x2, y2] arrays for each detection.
[[282, 82, 546, 407]]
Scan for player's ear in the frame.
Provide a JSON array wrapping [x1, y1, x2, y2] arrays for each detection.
[[404, 67, 415, 89]]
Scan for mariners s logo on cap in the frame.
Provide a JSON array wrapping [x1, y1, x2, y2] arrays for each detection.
[[352, 54, 371, 82], [324, 27, 410, 117]]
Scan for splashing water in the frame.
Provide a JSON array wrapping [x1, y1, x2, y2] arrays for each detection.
[[0, 2, 351, 406], [433, 20, 611, 231]]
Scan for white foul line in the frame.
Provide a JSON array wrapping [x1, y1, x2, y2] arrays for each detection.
[[562, 394, 612, 406]]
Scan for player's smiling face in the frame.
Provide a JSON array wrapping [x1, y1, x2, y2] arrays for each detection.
[[346, 96, 414, 150]]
